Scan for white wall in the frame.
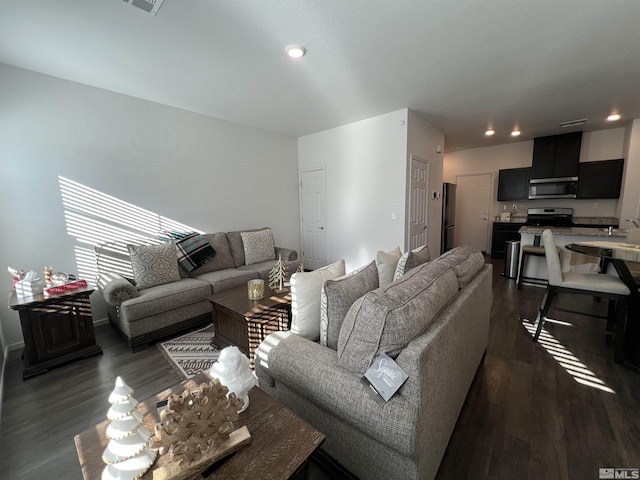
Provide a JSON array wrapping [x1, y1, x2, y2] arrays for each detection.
[[407, 110, 445, 253], [444, 128, 627, 219], [0, 64, 300, 350], [297, 109, 444, 272], [618, 120, 640, 227]]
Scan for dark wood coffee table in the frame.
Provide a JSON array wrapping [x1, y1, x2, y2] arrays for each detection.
[[207, 285, 292, 366], [74, 372, 325, 479]]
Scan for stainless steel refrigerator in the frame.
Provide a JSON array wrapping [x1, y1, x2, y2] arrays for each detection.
[[441, 183, 456, 254]]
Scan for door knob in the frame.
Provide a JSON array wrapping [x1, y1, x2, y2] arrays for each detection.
[[318, 226, 325, 230]]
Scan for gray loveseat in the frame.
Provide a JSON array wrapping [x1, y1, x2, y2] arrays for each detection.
[[97, 228, 300, 351], [255, 246, 492, 480]]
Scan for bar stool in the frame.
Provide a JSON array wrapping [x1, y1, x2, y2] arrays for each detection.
[[517, 244, 548, 289]]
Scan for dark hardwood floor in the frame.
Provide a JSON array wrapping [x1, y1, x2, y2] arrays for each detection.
[[1, 256, 639, 480]]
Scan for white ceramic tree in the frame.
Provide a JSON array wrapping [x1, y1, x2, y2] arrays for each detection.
[[268, 254, 287, 290], [102, 377, 157, 480]]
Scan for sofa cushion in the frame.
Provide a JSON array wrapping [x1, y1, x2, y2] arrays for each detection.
[[241, 228, 276, 265], [238, 259, 300, 281], [320, 261, 379, 350], [187, 233, 235, 276], [162, 231, 216, 273], [393, 245, 431, 280], [192, 269, 258, 293], [375, 246, 402, 286], [290, 260, 346, 341], [337, 260, 459, 375], [227, 227, 269, 267], [437, 246, 485, 288], [119, 278, 212, 322], [127, 242, 181, 290]]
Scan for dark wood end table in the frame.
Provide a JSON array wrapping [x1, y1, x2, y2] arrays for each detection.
[[8, 285, 103, 379], [207, 285, 292, 366], [74, 372, 325, 479]]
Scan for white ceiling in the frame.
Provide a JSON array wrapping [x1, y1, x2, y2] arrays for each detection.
[[2, 0, 640, 152]]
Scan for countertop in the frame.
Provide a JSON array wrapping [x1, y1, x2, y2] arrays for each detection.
[[518, 226, 628, 237]]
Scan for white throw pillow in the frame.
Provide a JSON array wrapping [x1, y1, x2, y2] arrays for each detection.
[[290, 260, 346, 341], [375, 247, 402, 286]]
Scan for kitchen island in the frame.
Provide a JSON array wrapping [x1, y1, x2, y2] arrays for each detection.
[[517, 226, 628, 286]]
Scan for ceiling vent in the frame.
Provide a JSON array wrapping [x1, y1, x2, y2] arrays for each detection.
[[560, 118, 588, 128], [122, 0, 165, 15]]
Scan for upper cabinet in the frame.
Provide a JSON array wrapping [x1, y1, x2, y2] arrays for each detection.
[[531, 132, 582, 179], [577, 159, 624, 199], [497, 167, 530, 201]]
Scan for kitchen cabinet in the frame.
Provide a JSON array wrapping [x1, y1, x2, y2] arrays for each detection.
[[497, 167, 530, 201], [531, 132, 582, 179], [491, 222, 522, 258], [577, 159, 624, 199]]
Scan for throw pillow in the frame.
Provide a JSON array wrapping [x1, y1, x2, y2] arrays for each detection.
[[393, 245, 431, 280], [375, 246, 402, 286], [127, 242, 181, 290], [241, 229, 276, 266], [290, 259, 346, 341], [162, 231, 216, 273], [338, 260, 459, 375], [320, 261, 379, 350]]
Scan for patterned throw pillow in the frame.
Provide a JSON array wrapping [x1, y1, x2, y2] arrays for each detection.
[[241, 229, 276, 266], [127, 242, 181, 290], [320, 261, 379, 350], [162, 231, 216, 273], [393, 245, 431, 280]]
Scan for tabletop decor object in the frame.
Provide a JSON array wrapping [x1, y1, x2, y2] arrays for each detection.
[[268, 254, 288, 290], [153, 378, 251, 480], [102, 377, 157, 480], [247, 278, 264, 300], [208, 346, 256, 412]]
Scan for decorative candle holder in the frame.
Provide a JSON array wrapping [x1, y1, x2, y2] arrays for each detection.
[[247, 279, 265, 300]]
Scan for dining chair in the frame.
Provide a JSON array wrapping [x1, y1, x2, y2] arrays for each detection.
[[533, 229, 630, 363], [626, 228, 640, 286]]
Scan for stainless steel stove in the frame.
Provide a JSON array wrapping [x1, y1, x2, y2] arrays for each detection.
[[525, 207, 573, 227]]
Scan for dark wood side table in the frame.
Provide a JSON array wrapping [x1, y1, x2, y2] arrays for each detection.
[[8, 286, 103, 379], [207, 285, 292, 367], [74, 372, 325, 480]]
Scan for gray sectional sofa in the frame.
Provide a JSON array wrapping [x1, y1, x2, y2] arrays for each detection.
[[97, 228, 300, 351], [255, 246, 492, 480]]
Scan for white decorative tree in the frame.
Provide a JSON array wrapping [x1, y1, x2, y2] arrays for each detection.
[[102, 377, 157, 480], [268, 254, 287, 290]]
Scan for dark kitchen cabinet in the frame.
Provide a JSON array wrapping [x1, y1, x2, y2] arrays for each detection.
[[498, 167, 530, 201], [491, 222, 522, 258], [577, 158, 624, 199], [531, 132, 582, 179]]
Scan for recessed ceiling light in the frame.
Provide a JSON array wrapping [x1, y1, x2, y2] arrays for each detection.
[[511, 129, 521, 137], [285, 44, 306, 58], [485, 129, 495, 136], [607, 113, 621, 121]]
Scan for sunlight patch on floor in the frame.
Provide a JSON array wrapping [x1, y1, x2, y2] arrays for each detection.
[[522, 318, 615, 394]]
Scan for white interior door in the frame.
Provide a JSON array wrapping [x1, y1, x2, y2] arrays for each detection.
[[299, 168, 327, 270], [407, 156, 429, 250], [455, 173, 493, 252]]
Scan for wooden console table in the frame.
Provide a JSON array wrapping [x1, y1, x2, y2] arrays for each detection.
[[8, 286, 102, 379], [74, 372, 325, 479], [207, 285, 292, 366]]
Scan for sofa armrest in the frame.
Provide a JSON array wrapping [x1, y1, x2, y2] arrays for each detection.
[[275, 247, 298, 261], [255, 332, 417, 457], [97, 273, 139, 306]]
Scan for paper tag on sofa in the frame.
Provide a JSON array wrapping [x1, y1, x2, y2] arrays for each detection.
[[363, 353, 408, 403]]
